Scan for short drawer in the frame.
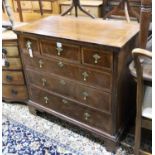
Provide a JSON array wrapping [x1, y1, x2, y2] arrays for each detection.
[[2, 71, 25, 85], [2, 45, 19, 57], [27, 69, 111, 113], [40, 39, 81, 63], [20, 36, 40, 56], [2, 58, 22, 70], [22, 55, 112, 91], [30, 86, 113, 134], [2, 85, 28, 100], [82, 47, 113, 71]]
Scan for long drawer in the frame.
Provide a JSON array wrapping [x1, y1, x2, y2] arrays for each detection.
[[22, 54, 112, 91], [2, 85, 28, 100], [27, 69, 111, 113], [30, 85, 113, 134], [2, 71, 25, 85]]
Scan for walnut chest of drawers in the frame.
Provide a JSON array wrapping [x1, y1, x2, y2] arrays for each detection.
[[60, 0, 103, 17], [14, 16, 139, 151], [2, 30, 28, 102]]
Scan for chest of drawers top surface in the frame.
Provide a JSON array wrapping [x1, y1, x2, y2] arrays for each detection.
[[14, 16, 139, 48]]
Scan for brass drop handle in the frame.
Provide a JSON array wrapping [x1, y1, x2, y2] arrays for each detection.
[[60, 79, 66, 85], [93, 53, 101, 64], [82, 91, 88, 100], [44, 96, 48, 104], [62, 99, 68, 104], [26, 40, 32, 49], [67, 12, 71, 15], [56, 46, 63, 56], [26, 40, 33, 57], [82, 72, 89, 81], [57, 61, 64, 68], [42, 78, 46, 86], [39, 60, 43, 68], [84, 112, 90, 121]]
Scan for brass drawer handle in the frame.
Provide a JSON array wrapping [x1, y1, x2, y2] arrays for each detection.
[[62, 99, 68, 104], [6, 75, 13, 82], [93, 53, 101, 64], [60, 79, 66, 85], [82, 72, 89, 81], [11, 89, 18, 96], [57, 61, 64, 68], [56, 47, 63, 56], [84, 112, 90, 121], [26, 40, 33, 57], [44, 96, 48, 104], [42, 78, 46, 86], [39, 60, 43, 68], [82, 91, 88, 100]]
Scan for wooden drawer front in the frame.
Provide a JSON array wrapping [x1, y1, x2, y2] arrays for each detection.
[[21, 36, 40, 55], [40, 39, 81, 63], [23, 55, 112, 91], [32, 1, 52, 11], [82, 48, 113, 71], [2, 58, 22, 70], [27, 69, 111, 112], [2, 45, 19, 57], [30, 86, 112, 134], [2, 85, 28, 100], [2, 71, 25, 85]]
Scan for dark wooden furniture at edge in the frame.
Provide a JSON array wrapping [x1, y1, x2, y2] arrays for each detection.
[[14, 16, 139, 152], [139, 0, 152, 49], [103, 0, 152, 49], [129, 48, 152, 155], [2, 30, 28, 102]]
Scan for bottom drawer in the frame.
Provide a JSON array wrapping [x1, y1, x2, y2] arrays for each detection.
[[30, 85, 113, 134], [2, 85, 28, 101]]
